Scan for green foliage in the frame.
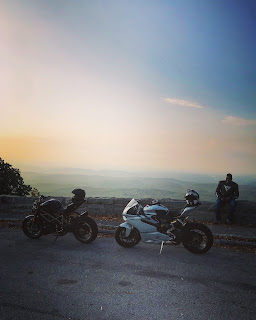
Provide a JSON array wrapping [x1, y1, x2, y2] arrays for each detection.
[[30, 188, 40, 197], [0, 158, 32, 196]]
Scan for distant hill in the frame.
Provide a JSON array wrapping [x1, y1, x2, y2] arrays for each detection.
[[21, 167, 256, 184], [22, 171, 256, 202]]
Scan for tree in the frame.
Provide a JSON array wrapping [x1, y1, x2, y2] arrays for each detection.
[[0, 158, 32, 196], [30, 188, 40, 197]]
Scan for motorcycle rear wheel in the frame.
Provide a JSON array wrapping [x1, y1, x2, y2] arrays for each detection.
[[115, 227, 141, 248], [73, 217, 98, 243], [182, 223, 213, 254], [22, 215, 43, 239]]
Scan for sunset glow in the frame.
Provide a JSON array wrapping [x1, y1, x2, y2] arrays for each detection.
[[0, 0, 255, 175]]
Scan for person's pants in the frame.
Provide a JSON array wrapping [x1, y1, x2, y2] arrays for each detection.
[[215, 198, 236, 221]]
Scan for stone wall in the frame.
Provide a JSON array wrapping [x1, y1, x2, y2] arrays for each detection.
[[0, 195, 255, 226]]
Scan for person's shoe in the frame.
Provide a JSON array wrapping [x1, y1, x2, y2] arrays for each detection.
[[214, 220, 221, 224], [226, 219, 232, 225]]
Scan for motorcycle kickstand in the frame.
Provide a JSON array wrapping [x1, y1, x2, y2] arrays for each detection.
[[51, 225, 61, 245], [159, 241, 164, 254]]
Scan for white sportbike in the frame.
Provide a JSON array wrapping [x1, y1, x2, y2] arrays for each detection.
[[115, 190, 213, 254]]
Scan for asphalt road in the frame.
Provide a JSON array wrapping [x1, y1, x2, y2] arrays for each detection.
[[0, 229, 255, 320]]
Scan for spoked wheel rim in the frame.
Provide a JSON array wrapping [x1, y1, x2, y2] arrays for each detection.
[[182, 223, 213, 254], [119, 228, 138, 244], [26, 219, 42, 237], [115, 227, 141, 247], [22, 216, 43, 239], [75, 222, 92, 241], [187, 230, 207, 250], [73, 217, 98, 243]]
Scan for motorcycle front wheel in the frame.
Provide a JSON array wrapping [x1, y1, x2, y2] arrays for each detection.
[[73, 217, 98, 243], [182, 223, 213, 254], [22, 215, 43, 239], [115, 226, 141, 248]]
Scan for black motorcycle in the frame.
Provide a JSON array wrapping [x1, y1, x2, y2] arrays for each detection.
[[22, 189, 98, 243]]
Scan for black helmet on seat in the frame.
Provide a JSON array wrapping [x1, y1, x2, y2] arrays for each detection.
[[71, 189, 86, 203], [185, 189, 199, 206]]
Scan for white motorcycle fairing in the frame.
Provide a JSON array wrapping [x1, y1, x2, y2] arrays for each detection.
[[120, 215, 171, 244], [116, 196, 214, 254]]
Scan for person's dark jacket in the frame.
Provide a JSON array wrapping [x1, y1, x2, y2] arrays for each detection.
[[216, 180, 239, 199]]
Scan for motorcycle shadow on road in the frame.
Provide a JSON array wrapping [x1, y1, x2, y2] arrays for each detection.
[[20, 232, 99, 252]]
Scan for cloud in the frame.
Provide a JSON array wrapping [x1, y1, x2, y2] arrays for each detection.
[[222, 116, 256, 126], [163, 98, 204, 109]]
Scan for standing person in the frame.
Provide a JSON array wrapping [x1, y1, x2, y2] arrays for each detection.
[[215, 173, 239, 224]]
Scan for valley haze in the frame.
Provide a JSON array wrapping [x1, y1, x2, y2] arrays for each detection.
[[22, 168, 256, 202]]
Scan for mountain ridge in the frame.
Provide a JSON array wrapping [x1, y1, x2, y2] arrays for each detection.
[[22, 171, 256, 202]]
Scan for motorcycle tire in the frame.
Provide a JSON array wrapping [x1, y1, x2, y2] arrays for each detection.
[[181, 223, 213, 254], [115, 226, 141, 248], [22, 215, 43, 239], [73, 217, 98, 244]]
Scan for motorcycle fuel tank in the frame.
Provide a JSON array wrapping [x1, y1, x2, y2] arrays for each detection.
[[143, 204, 169, 214]]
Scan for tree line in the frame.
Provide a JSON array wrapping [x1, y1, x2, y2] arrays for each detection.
[[0, 158, 39, 196]]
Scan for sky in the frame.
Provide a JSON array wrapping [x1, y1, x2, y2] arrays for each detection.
[[0, 0, 256, 175]]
